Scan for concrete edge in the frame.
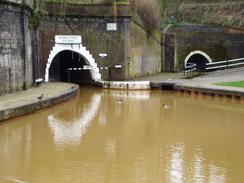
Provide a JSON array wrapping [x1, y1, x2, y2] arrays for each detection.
[[97, 81, 151, 90], [0, 84, 80, 122], [97, 80, 244, 100], [151, 81, 244, 99], [173, 83, 244, 99]]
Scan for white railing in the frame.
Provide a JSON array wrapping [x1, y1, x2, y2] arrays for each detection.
[[206, 57, 244, 71], [184, 63, 197, 75], [184, 57, 244, 75]]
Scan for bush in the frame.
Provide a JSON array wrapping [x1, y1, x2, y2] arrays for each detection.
[[130, 0, 160, 31]]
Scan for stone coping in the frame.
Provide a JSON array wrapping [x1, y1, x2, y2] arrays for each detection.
[[98, 81, 151, 90], [98, 80, 244, 99], [151, 80, 244, 99], [0, 82, 80, 122]]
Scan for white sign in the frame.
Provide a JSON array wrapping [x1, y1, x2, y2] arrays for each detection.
[[114, 65, 122, 69], [55, 35, 82, 44], [107, 23, 117, 31], [99, 53, 108, 58]]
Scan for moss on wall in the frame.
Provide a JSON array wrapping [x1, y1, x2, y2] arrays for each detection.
[[163, 25, 244, 72], [130, 21, 161, 78]]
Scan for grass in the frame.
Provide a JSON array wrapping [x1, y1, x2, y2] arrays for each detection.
[[215, 81, 244, 88]]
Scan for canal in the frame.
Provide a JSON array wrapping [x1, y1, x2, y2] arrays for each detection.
[[0, 87, 244, 183]]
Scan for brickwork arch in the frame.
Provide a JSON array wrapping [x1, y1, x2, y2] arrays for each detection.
[[45, 44, 101, 82], [184, 50, 212, 67]]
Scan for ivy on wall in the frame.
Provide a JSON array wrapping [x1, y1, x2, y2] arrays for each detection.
[[29, 10, 43, 30]]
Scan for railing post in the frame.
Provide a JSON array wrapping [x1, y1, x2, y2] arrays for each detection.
[[203, 62, 207, 73], [67, 69, 70, 83], [108, 68, 112, 81]]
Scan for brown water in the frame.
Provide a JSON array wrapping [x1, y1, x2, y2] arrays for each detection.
[[0, 87, 244, 183]]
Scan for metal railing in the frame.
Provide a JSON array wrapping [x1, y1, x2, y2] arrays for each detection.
[[206, 57, 244, 71], [184, 63, 197, 76], [184, 57, 244, 76]]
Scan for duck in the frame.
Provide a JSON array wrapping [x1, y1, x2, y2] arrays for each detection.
[[162, 104, 170, 110], [117, 98, 123, 103], [38, 94, 44, 100]]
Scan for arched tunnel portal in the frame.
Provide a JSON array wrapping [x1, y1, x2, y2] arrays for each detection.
[[184, 51, 212, 72], [49, 50, 93, 85]]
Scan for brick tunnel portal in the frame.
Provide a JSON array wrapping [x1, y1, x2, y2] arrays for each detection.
[[185, 51, 212, 72], [49, 50, 93, 85]]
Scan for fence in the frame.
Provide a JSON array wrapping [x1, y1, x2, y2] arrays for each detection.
[[184, 57, 244, 75], [184, 62, 197, 76]]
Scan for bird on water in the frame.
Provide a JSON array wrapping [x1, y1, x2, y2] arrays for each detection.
[[117, 98, 123, 103], [162, 104, 170, 110]]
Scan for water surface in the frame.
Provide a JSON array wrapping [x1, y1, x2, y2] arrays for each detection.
[[0, 87, 244, 183]]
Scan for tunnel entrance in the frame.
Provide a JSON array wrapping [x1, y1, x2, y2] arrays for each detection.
[[49, 50, 93, 85], [184, 51, 212, 72]]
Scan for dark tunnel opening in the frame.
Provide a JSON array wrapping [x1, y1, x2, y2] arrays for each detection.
[[187, 54, 209, 72], [49, 50, 93, 85]]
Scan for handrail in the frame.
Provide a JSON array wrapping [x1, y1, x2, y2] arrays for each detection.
[[184, 63, 197, 75], [206, 57, 244, 71], [184, 56, 244, 76]]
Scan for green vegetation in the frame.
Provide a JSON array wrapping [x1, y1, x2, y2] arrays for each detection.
[[23, 0, 243, 29], [29, 10, 43, 30], [130, 0, 160, 31], [216, 81, 244, 88], [43, 0, 129, 5], [157, 0, 244, 27]]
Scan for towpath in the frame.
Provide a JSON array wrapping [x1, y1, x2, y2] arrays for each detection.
[[0, 82, 79, 122], [136, 67, 244, 85], [140, 67, 244, 97]]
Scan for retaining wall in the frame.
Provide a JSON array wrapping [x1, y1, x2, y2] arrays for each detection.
[[0, 2, 35, 95], [40, 3, 161, 81], [163, 25, 244, 72]]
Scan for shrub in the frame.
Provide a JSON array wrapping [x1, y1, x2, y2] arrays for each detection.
[[130, 0, 160, 31]]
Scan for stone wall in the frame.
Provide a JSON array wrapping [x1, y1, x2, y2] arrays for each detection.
[[129, 22, 161, 78], [40, 3, 161, 81], [0, 2, 34, 95], [163, 25, 244, 72], [40, 18, 129, 81], [1, 0, 35, 9], [0, 0, 161, 96]]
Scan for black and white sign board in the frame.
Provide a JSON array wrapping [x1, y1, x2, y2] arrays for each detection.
[[55, 35, 82, 44]]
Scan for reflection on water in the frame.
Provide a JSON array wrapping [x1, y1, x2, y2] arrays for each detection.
[[208, 164, 226, 183], [48, 94, 101, 146], [168, 144, 184, 183], [0, 88, 244, 182], [193, 148, 204, 183]]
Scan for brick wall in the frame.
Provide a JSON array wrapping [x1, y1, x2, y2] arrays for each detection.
[[162, 25, 244, 72]]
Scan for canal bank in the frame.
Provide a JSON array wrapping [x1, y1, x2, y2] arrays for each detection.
[[98, 79, 244, 99], [0, 82, 79, 122], [99, 68, 244, 99], [149, 68, 244, 99], [1, 68, 244, 122]]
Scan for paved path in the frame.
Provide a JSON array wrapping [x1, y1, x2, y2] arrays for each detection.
[[137, 68, 244, 85], [0, 82, 79, 122], [133, 72, 184, 82], [144, 68, 244, 97]]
